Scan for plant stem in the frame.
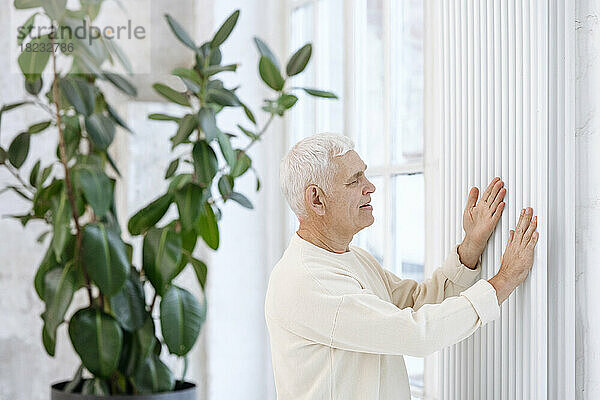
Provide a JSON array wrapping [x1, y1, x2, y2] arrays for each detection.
[[49, 32, 93, 305], [242, 113, 275, 153], [4, 163, 35, 195], [149, 292, 158, 314]]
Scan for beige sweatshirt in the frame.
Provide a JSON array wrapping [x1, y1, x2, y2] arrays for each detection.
[[265, 233, 501, 400]]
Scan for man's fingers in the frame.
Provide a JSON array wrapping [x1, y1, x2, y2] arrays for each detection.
[[527, 231, 539, 248], [487, 180, 505, 204], [490, 187, 507, 211], [482, 177, 500, 202], [508, 229, 515, 243], [466, 187, 479, 209], [515, 207, 533, 239], [522, 215, 537, 244], [492, 201, 505, 222]]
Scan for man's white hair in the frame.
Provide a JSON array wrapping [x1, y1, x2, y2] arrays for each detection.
[[280, 133, 355, 220]]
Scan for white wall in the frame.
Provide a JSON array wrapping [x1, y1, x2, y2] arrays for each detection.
[[575, 0, 600, 398], [203, 1, 286, 399]]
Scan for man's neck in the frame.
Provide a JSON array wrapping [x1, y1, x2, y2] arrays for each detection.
[[296, 223, 352, 254]]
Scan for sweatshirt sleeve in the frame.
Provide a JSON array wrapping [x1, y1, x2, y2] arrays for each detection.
[[266, 261, 500, 358], [356, 244, 482, 311]]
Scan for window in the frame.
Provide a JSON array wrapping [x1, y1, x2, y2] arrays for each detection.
[[286, 0, 426, 396]]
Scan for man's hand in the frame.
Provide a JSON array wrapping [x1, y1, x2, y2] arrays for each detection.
[[458, 177, 507, 269]]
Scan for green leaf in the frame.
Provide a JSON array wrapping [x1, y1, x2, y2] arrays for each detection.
[[36, 230, 51, 243], [75, 166, 113, 217], [33, 179, 63, 220], [149, 113, 180, 122], [17, 13, 37, 46], [105, 153, 121, 179], [41, 262, 76, 343], [206, 88, 241, 107], [171, 114, 197, 148], [286, 43, 312, 76], [103, 72, 137, 97], [253, 37, 280, 70], [241, 103, 256, 125], [277, 93, 298, 109], [118, 316, 155, 377], [63, 365, 84, 393], [195, 202, 219, 250], [189, 257, 207, 290], [69, 308, 123, 378], [80, 0, 102, 20], [28, 120, 51, 134], [136, 317, 157, 361], [29, 160, 40, 186], [0, 147, 8, 164], [217, 131, 236, 168], [8, 132, 30, 168], [42, 0, 67, 20], [153, 83, 190, 107], [109, 271, 146, 331], [143, 226, 182, 295], [106, 102, 132, 133], [300, 87, 338, 99], [81, 223, 129, 295], [231, 150, 251, 178], [217, 175, 233, 199], [237, 124, 257, 140], [174, 183, 204, 231], [1, 101, 32, 113], [132, 353, 175, 393], [127, 193, 173, 235], [168, 174, 192, 193], [160, 285, 206, 356], [102, 35, 133, 75], [81, 378, 110, 395], [25, 75, 43, 95], [85, 114, 116, 149], [203, 64, 237, 76], [59, 77, 96, 116], [18, 34, 51, 78], [14, 0, 42, 9], [38, 165, 53, 187], [259, 56, 285, 91], [211, 9, 240, 48], [163, 160, 179, 180], [199, 43, 221, 65], [229, 192, 253, 209], [42, 324, 55, 356], [197, 108, 219, 141], [192, 140, 218, 187], [171, 68, 202, 93], [50, 189, 71, 262], [165, 14, 197, 51]]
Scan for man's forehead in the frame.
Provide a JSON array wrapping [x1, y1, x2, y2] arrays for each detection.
[[334, 150, 367, 175]]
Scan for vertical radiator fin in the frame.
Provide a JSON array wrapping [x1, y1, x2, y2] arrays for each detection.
[[435, 1, 574, 399]]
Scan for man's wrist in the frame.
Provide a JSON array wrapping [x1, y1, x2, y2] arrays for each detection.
[[488, 273, 515, 305], [457, 238, 482, 270]]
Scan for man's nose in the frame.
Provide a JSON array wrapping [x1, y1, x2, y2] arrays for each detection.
[[363, 180, 376, 194]]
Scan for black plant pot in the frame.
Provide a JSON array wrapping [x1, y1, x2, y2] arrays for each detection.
[[50, 381, 196, 400]]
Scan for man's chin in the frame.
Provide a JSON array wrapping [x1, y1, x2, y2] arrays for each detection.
[[356, 215, 375, 232]]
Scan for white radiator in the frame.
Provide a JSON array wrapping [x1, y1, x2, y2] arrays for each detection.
[[429, 1, 576, 399]]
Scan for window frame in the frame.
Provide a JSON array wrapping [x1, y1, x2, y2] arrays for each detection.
[[284, 0, 434, 398]]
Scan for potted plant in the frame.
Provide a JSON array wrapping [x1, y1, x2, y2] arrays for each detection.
[[1, 1, 336, 397]]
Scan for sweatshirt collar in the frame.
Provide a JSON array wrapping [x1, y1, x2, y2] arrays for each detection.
[[291, 232, 357, 259]]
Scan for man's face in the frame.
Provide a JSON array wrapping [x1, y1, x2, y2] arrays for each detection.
[[323, 150, 376, 236]]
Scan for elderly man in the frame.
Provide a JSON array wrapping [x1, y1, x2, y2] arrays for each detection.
[[264, 133, 539, 400]]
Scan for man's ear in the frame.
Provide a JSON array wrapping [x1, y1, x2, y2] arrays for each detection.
[[304, 184, 326, 216]]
